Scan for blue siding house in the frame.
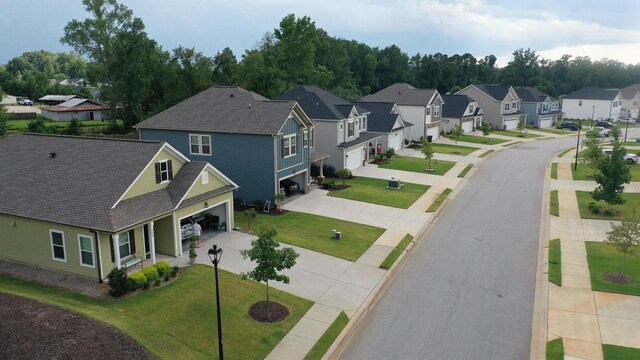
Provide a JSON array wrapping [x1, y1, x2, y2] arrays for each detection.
[[135, 86, 316, 204], [516, 87, 563, 128]]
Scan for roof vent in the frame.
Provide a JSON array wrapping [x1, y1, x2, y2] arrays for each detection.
[[230, 94, 234, 98], [248, 103, 251, 108], [50, 152, 56, 158]]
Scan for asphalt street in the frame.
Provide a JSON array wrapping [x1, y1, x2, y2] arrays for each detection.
[[341, 136, 577, 360]]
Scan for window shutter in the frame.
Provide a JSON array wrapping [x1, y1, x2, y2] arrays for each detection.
[[129, 230, 136, 254], [154, 163, 161, 183], [167, 160, 173, 180], [281, 137, 285, 157], [110, 236, 115, 262]]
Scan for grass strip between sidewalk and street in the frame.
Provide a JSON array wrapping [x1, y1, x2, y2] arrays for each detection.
[[550, 190, 559, 217], [458, 134, 508, 145], [478, 149, 494, 158], [586, 241, 640, 296], [303, 312, 349, 360], [502, 141, 522, 147], [551, 163, 558, 179], [557, 148, 574, 157], [327, 176, 429, 209], [379, 156, 456, 176], [426, 188, 452, 212], [603, 344, 640, 360], [457, 164, 473, 178], [379, 234, 414, 269], [0, 265, 313, 360], [548, 239, 562, 286], [546, 338, 564, 360]]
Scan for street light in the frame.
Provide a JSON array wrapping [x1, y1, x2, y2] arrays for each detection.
[[574, 124, 582, 171], [208, 244, 224, 360], [591, 106, 595, 128]]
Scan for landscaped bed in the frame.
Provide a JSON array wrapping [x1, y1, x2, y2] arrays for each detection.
[[326, 176, 429, 209], [378, 155, 456, 175], [586, 241, 640, 296], [576, 191, 640, 220], [430, 143, 479, 156], [0, 265, 313, 360], [235, 210, 385, 261]]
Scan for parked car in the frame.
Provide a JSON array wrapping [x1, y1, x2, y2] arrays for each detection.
[[617, 118, 636, 124], [280, 178, 299, 196], [17, 98, 33, 106], [602, 148, 638, 164], [594, 126, 609, 137], [594, 121, 613, 128], [560, 122, 581, 131], [180, 218, 194, 240]]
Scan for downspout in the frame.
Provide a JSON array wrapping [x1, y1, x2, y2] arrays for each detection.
[[273, 134, 278, 200], [90, 229, 102, 283]]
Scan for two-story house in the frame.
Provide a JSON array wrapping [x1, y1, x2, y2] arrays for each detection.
[[515, 87, 562, 128], [620, 84, 640, 120], [0, 133, 238, 282], [278, 85, 381, 171], [440, 94, 483, 133], [136, 86, 316, 204], [362, 83, 443, 142], [457, 84, 527, 130], [353, 101, 411, 152], [561, 87, 623, 121]]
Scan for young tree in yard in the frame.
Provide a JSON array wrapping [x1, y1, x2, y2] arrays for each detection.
[[592, 141, 632, 208], [337, 168, 352, 185], [610, 124, 621, 141], [449, 125, 464, 154], [421, 137, 434, 170], [481, 122, 491, 136], [605, 209, 640, 277], [517, 115, 526, 134], [240, 227, 299, 302], [581, 127, 604, 176]]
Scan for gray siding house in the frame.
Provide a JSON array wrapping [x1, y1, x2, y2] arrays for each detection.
[[40, 98, 110, 122], [515, 87, 562, 128], [440, 94, 483, 133], [457, 84, 527, 130], [135, 86, 316, 204], [354, 101, 411, 152]]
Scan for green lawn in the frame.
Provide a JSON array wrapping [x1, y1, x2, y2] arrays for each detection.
[[557, 147, 574, 157], [550, 190, 559, 217], [426, 188, 452, 212], [380, 234, 414, 269], [327, 176, 429, 209], [571, 163, 640, 181], [7, 119, 119, 131], [586, 241, 640, 296], [458, 164, 473, 178], [378, 156, 456, 176], [551, 163, 558, 179], [431, 143, 479, 156], [0, 265, 312, 360], [235, 211, 384, 261], [603, 344, 640, 360], [536, 128, 573, 135], [303, 312, 349, 360], [458, 134, 508, 145], [576, 191, 640, 220], [478, 149, 494, 158], [546, 338, 564, 360], [502, 141, 522, 147], [492, 129, 543, 138], [548, 239, 562, 286]]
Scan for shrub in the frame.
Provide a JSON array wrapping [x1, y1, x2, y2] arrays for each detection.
[[310, 164, 320, 177], [171, 266, 179, 277], [143, 281, 150, 290], [588, 202, 597, 210], [385, 148, 395, 158], [481, 122, 491, 135], [154, 261, 171, 277], [322, 180, 336, 190], [154, 279, 161, 287], [127, 271, 147, 290], [323, 164, 337, 178], [337, 168, 352, 185], [107, 268, 129, 297], [141, 266, 159, 283], [164, 275, 170, 282]]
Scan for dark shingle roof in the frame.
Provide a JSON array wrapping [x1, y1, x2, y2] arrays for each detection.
[[515, 87, 556, 102], [354, 101, 405, 133], [338, 132, 381, 148], [564, 87, 620, 100], [441, 95, 476, 118], [277, 85, 354, 120], [136, 86, 301, 135], [620, 84, 640, 99], [361, 83, 437, 106], [474, 84, 512, 101]]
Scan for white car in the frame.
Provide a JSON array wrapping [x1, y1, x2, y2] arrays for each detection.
[[602, 148, 638, 164], [618, 118, 637, 124], [17, 98, 33, 106], [594, 126, 609, 137], [180, 220, 194, 240]]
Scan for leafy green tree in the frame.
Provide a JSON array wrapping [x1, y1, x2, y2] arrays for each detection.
[[610, 124, 621, 141], [592, 141, 632, 208], [421, 138, 434, 170], [605, 209, 640, 276], [273, 14, 319, 88], [240, 227, 299, 302], [27, 119, 47, 133], [481, 122, 491, 136], [449, 125, 464, 153], [64, 119, 82, 135], [0, 105, 9, 137], [212, 47, 238, 86], [501, 48, 539, 86], [337, 168, 352, 185], [581, 127, 604, 175]]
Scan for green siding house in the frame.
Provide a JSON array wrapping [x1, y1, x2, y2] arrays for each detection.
[[0, 133, 238, 282]]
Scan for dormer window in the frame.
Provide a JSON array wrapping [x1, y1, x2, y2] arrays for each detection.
[[468, 104, 474, 113], [504, 102, 510, 111], [348, 121, 355, 137], [433, 105, 440, 117], [155, 160, 173, 183], [362, 118, 367, 130]]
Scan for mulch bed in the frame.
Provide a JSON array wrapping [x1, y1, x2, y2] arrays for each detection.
[[604, 272, 633, 284], [248, 301, 289, 323], [0, 292, 156, 360]]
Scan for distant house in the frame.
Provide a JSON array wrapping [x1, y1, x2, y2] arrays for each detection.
[[440, 94, 483, 133], [561, 87, 623, 121], [362, 83, 444, 142], [354, 101, 411, 151], [278, 85, 380, 171], [620, 84, 640, 119], [38, 95, 83, 106], [1, 95, 17, 105], [0, 133, 238, 282], [515, 87, 562, 128], [136, 86, 317, 204], [40, 98, 111, 122], [456, 84, 527, 130]]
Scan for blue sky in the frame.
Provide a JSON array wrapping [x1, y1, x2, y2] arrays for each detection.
[[1, 0, 639, 66]]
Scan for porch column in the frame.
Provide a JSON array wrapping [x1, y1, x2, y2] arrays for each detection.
[[111, 234, 121, 269], [149, 221, 156, 264], [319, 159, 324, 177]]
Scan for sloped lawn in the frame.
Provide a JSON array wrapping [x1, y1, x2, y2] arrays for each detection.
[[327, 176, 429, 209]]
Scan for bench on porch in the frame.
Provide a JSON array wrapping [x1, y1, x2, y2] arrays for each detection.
[[122, 256, 143, 272]]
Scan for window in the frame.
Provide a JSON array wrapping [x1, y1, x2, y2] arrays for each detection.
[[155, 160, 172, 183], [504, 102, 510, 111], [426, 107, 431, 116], [309, 128, 314, 146], [468, 104, 474, 113], [362, 118, 366, 130], [347, 121, 355, 137], [118, 232, 132, 258], [78, 234, 95, 268], [50, 230, 66, 262], [190, 134, 211, 155], [512, 101, 517, 110], [355, 120, 359, 131], [433, 105, 440, 117], [201, 171, 209, 185], [282, 134, 296, 157], [579, 100, 583, 106], [613, 101, 619, 107], [633, 100, 638, 106], [303, 130, 309, 148]]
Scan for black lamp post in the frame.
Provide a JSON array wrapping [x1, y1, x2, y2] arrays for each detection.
[[574, 124, 582, 171], [208, 245, 224, 360], [624, 119, 630, 143]]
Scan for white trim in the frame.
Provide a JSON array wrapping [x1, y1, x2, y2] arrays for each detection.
[[283, 134, 296, 158], [158, 159, 171, 183], [277, 162, 305, 173], [50, 229, 67, 263], [174, 163, 239, 209], [112, 234, 121, 269], [303, 130, 309, 148], [279, 168, 308, 181], [173, 212, 180, 256], [117, 232, 133, 259], [77, 233, 96, 269], [150, 221, 156, 264], [201, 171, 209, 185], [96, 232, 104, 279], [189, 133, 212, 156]]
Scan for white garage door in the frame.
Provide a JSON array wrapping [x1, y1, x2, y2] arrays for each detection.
[[462, 121, 474, 134], [504, 119, 519, 130], [426, 126, 439, 141], [346, 148, 363, 170], [388, 133, 402, 151], [539, 117, 553, 128]]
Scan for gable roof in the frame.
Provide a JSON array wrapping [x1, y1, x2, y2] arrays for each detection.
[[361, 83, 437, 106], [0, 134, 235, 233], [469, 84, 514, 101], [621, 84, 640, 99], [40, 98, 108, 113], [564, 87, 620, 101], [136, 86, 310, 135], [38, 95, 82, 102], [441, 95, 477, 118], [515, 87, 556, 103], [354, 101, 407, 132], [277, 85, 355, 120]]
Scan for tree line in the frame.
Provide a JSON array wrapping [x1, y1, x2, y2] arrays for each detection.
[[2, 0, 640, 131]]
